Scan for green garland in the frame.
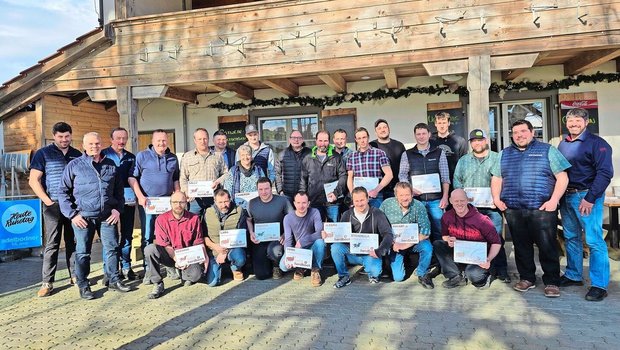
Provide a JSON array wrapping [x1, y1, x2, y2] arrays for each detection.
[[208, 71, 620, 111]]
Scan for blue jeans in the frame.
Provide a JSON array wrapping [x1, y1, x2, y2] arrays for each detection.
[[205, 248, 247, 287], [369, 194, 384, 209], [433, 240, 489, 285], [73, 219, 119, 289], [421, 199, 443, 241], [560, 192, 609, 289], [388, 239, 433, 282], [478, 208, 508, 274], [314, 204, 340, 223], [279, 239, 326, 272], [331, 242, 382, 278], [138, 206, 158, 268]]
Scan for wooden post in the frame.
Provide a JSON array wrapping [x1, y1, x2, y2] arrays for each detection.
[[467, 55, 491, 134], [116, 86, 138, 153]]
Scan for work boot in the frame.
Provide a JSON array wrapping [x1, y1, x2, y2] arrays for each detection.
[[37, 282, 53, 297], [148, 282, 165, 299], [311, 268, 322, 287]]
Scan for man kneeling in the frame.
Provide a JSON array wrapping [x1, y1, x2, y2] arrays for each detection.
[[434, 189, 501, 289], [144, 191, 209, 299]]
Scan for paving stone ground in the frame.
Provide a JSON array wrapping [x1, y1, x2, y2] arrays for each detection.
[[1, 243, 619, 350]]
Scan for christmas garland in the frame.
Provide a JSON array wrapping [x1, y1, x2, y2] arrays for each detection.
[[208, 71, 620, 111]]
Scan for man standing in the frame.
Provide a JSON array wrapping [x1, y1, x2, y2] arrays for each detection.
[[453, 129, 509, 282], [347, 127, 393, 208], [399, 123, 450, 241], [143, 191, 209, 299], [29, 121, 81, 297], [58, 132, 130, 299], [558, 108, 613, 301], [204, 189, 247, 285], [280, 192, 326, 287], [329, 187, 393, 288], [128, 129, 180, 283], [492, 119, 570, 298], [210, 130, 236, 170], [275, 130, 311, 201], [236, 124, 275, 182], [300, 130, 347, 223], [434, 189, 501, 289], [332, 129, 353, 165], [246, 177, 294, 280], [180, 128, 227, 219], [431, 112, 468, 181], [370, 119, 406, 199], [380, 182, 434, 288], [102, 127, 137, 280]]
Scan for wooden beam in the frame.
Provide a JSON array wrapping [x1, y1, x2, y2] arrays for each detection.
[[70, 92, 90, 106], [423, 59, 469, 76], [318, 73, 347, 93], [564, 49, 620, 75], [382, 69, 398, 89], [490, 53, 539, 71], [206, 82, 254, 100], [131, 85, 168, 99], [163, 86, 197, 104], [116, 86, 138, 153], [467, 55, 491, 133], [260, 78, 299, 97], [87, 89, 117, 102], [502, 53, 549, 81]]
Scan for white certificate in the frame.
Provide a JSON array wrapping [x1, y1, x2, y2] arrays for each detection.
[[453, 240, 487, 265], [144, 197, 171, 215], [284, 247, 313, 269], [410, 174, 441, 194], [188, 180, 214, 197], [353, 177, 379, 192], [254, 222, 281, 242], [235, 191, 259, 209], [350, 233, 379, 255], [323, 180, 338, 198], [124, 187, 136, 206], [463, 187, 495, 208], [392, 224, 419, 244], [219, 229, 247, 248], [174, 245, 205, 267], [323, 222, 352, 243]]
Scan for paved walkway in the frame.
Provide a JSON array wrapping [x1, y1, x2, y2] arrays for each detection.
[[1, 243, 619, 350]]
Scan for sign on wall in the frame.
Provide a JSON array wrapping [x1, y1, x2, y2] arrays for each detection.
[[218, 115, 248, 150], [0, 199, 42, 250], [559, 94, 599, 135], [426, 102, 467, 139]]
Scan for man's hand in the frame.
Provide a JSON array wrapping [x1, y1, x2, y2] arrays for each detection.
[[439, 196, 449, 209], [368, 188, 379, 198], [175, 262, 187, 270], [392, 243, 407, 252], [445, 236, 456, 248], [411, 188, 423, 196], [250, 231, 260, 244], [478, 261, 491, 269], [295, 241, 301, 248], [211, 181, 219, 189], [138, 196, 147, 207], [71, 214, 88, 229], [279, 235, 285, 245], [215, 253, 227, 265], [539, 199, 559, 212], [321, 230, 328, 239], [579, 198, 594, 216], [369, 249, 379, 258], [43, 199, 55, 207], [327, 193, 337, 203], [106, 209, 120, 225], [494, 199, 507, 211]]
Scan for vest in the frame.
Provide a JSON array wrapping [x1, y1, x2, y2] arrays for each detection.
[[254, 146, 271, 178], [500, 140, 555, 209], [280, 146, 311, 197], [406, 146, 443, 201]]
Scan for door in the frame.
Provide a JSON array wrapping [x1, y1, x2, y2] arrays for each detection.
[[489, 99, 547, 151]]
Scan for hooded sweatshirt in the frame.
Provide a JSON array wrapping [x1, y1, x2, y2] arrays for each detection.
[[340, 206, 393, 257], [440, 204, 500, 245]]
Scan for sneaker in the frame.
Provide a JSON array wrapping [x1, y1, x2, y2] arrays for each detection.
[[585, 287, 608, 302], [495, 269, 511, 283], [428, 264, 442, 279], [544, 285, 560, 298], [368, 276, 380, 284], [293, 269, 305, 281], [442, 274, 467, 289], [333, 275, 352, 289], [108, 281, 131, 292], [311, 268, 322, 287], [475, 275, 493, 290], [148, 282, 165, 299], [232, 270, 244, 281], [559, 275, 583, 287], [37, 282, 54, 297], [142, 271, 153, 285], [166, 267, 181, 280], [79, 286, 95, 300], [122, 269, 137, 281], [272, 267, 283, 280], [101, 274, 109, 287], [417, 275, 435, 289], [513, 280, 536, 292]]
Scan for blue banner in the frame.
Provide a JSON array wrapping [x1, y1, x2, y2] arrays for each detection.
[[0, 199, 42, 250]]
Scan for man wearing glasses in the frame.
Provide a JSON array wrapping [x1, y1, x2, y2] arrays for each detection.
[[275, 130, 311, 202]]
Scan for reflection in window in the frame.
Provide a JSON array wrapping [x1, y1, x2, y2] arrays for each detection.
[[258, 114, 318, 157]]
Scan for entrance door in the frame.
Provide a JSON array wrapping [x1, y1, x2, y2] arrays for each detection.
[[489, 99, 547, 151]]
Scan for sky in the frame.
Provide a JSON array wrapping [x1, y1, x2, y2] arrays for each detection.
[[0, 0, 99, 84]]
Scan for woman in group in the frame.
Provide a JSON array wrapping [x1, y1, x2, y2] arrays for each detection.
[[223, 144, 265, 209]]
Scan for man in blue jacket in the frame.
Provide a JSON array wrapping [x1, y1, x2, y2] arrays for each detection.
[[58, 132, 131, 300]]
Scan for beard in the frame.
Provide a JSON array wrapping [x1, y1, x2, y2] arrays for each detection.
[[472, 143, 489, 154]]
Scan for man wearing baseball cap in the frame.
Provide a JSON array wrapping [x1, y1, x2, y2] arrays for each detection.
[[235, 124, 275, 182], [452, 129, 509, 282]]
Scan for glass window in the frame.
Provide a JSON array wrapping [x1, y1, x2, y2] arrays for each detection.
[[258, 114, 318, 157]]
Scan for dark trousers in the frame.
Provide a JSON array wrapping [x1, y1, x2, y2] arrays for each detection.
[[118, 205, 136, 270], [144, 244, 203, 284], [41, 203, 75, 283], [433, 240, 489, 285], [250, 241, 283, 280], [505, 209, 560, 286]]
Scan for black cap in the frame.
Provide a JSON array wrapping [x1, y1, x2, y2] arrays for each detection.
[[374, 119, 389, 128], [468, 129, 487, 140]]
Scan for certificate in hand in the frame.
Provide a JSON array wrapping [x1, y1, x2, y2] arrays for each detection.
[[219, 229, 247, 248], [323, 222, 352, 243], [392, 223, 419, 244], [254, 222, 281, 242], [284, 247, 313, 269], [353, 177, 379, 192], [174, 245, 205, 267], [350, 233, 379, 255], [235, 191, 259, 209], [144, 197, 171, 215], [188, 180, 214, 197], [410, 174, 441, 194], [453, 240, 487, 265], [323, 181, 338, 198], [463, 187, 495, 208], [124, 187, 136, 206]]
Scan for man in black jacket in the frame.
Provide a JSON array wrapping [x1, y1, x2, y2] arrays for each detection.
[[210, 129, 236, 170], [275, 130, 311, 202]]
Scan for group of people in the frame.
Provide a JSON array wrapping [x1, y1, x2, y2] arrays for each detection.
[[30, 107, 612, 302]]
